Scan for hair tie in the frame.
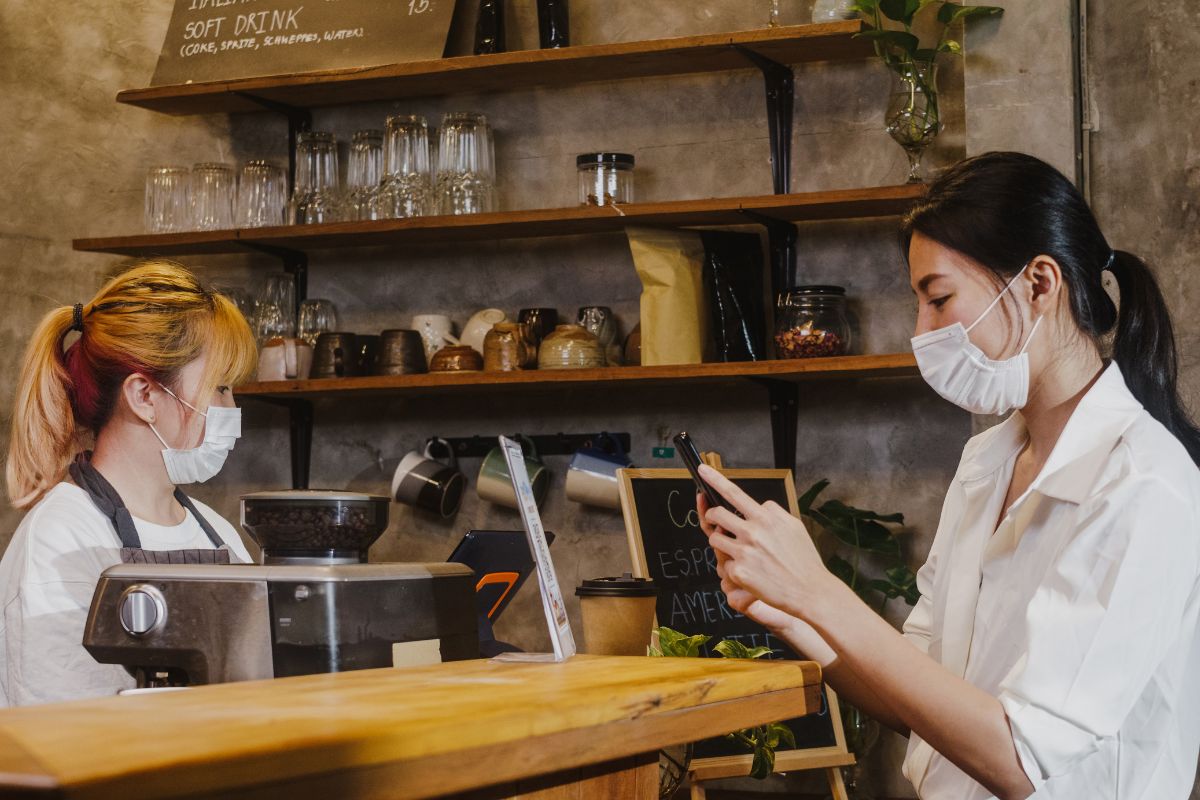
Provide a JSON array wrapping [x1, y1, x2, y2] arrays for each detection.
[[70, 303, 84, 333], [1103, 250, 1117, 273]]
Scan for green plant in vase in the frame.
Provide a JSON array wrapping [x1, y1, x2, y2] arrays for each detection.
[[798, 479, 917, 798], [851, 1, 1004, 183]]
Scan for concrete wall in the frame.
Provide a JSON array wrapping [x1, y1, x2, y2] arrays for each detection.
[[0, 0, 1129, 795]]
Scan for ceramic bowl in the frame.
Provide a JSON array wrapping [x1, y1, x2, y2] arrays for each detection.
[[538, 324, 605, 370], [430, 345, 484, 373]]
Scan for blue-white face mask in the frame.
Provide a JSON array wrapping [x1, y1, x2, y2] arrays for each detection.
[[148, 385, 241, 485], [910, 263, 1044, 416]]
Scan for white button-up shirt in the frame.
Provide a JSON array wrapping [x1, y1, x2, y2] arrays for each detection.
[[902, 362, 1200, 798]]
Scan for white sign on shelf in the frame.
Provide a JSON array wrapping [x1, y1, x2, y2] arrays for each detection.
[[498, 435, 576, 662]]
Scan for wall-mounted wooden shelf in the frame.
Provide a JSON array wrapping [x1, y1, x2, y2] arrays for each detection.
[[73, 185, 924, 257], [236, 354, 919, 401], [116, 22, 872, 116]]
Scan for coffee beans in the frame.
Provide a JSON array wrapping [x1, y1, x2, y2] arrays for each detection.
[[775, 326, 845, 358], [242, 501, 386, 552]]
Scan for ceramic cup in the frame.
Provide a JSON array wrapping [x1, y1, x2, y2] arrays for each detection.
[[564, 436, 633, 510], [311, 332, 359, 378], [413, 314, 457, 362], [461, 308, 508, 355], [476, 438, 549, 509], [391, 438, 467, 518], [429, 345, 484, 372], [575, 574, 657, 656], [376, 329, 428, 375], [256, 336, 313, 381], [518, 307, 558, 346]]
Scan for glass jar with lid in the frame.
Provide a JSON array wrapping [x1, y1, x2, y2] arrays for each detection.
[[577, 152, 635, 206], [774, 285, 851, 358]]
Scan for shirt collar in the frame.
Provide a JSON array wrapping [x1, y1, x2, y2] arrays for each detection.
[[958, 361, 1143, 503]]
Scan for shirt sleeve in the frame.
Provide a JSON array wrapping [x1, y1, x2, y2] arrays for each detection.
[[902, 480, 962, 655], [997, 474, 1200, 789]]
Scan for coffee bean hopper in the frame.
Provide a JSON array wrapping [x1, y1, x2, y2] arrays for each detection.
[[83, 491, 477, 688]]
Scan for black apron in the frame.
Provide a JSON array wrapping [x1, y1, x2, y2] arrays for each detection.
[[69, 455, 231, 565]]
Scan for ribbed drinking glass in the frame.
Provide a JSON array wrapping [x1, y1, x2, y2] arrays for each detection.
[[236, 160, 287, 228], [378, 115, 433, 218], [435, 112, 497, 215], [144, 166, 191, 233], [190, 162, 235, 230], [345, 130, 384, 221], [290, 131, 342, 224]]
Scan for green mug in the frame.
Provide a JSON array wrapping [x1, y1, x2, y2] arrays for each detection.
[[477, 437, 549, 509]]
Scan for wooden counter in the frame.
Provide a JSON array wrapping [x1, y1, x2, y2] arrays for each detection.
[[0, 655, 822, 800]]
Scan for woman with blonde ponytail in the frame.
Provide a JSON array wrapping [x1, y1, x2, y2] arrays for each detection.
[[0, 260, 258, 706]]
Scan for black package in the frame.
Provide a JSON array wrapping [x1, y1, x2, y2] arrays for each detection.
[[700, 231, 767, 362]]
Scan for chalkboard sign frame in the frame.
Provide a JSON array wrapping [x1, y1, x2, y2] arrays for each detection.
[[617, 468, 854, 780]]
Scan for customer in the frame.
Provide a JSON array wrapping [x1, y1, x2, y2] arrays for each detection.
[[700, 152, 1200, 798], [0, 260, 256, 706]]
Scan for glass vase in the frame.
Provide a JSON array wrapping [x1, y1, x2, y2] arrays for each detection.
[[837, 703, 881, 800], [884, 60, 942, 184]]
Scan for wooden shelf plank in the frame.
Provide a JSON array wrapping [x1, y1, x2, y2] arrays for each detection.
[[116, 22, 873, 116], [72, 185, 925, 257], [234, 354, 919, 400]]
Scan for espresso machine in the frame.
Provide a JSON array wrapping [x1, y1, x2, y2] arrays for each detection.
[[83, 491, 478, 688]]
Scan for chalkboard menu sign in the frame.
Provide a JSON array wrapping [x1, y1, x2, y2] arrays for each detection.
[[151, 0, 457, 87], [618, 469, 849, 770]]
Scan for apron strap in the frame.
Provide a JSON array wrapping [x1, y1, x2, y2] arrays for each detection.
[[69, 453, 226, 551], [69, 454, 142, 550]]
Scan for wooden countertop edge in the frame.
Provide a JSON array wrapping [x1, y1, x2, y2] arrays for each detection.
[[58, 683, 822, 800]]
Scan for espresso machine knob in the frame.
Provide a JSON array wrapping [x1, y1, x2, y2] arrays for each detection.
[[119, 585, 166, 636]]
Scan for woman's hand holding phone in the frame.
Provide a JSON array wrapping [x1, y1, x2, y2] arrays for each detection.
[[695, 463, 835, 624]]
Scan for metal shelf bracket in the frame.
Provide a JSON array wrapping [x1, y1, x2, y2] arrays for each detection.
[[749, 378, 800, 473]]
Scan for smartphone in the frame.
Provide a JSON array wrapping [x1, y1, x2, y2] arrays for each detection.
[[674, 431, 738, 517]]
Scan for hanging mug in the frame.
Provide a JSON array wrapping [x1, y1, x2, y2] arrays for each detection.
[[565, 434, 633, 510], [391, 437, 467, 518], [477, 435, 549, 509]]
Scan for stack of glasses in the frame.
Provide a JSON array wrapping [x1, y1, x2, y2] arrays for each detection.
[[144, 112, 499, 232], [145, 161, 288, 233]]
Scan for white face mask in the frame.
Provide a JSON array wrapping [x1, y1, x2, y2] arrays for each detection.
[[910, 262, 1044, 416], [148, 385, 241, 485]]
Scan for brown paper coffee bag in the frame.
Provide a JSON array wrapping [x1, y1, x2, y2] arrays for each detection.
[[627, 227, 710, 365]]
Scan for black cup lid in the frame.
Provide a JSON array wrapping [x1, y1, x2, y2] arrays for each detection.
[[576, 572, 656, 597], [577, 152, 635, 168]]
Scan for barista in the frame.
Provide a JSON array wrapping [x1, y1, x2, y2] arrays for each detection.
[[0, 261, 258, 706]]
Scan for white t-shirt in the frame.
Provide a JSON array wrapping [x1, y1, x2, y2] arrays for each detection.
[[902, 362, 1200, 798], [0, 482, 251, 707]]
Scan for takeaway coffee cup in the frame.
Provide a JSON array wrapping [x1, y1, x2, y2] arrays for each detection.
[[564, 435, 632, 510], [391, 438, 466, 518], [575, 573, 657, 656], [476, 437, 549, 510]]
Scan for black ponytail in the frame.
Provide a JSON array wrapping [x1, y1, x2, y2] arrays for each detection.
[[900, 152, 1200, 465]]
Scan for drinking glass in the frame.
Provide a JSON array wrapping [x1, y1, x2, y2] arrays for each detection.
[[290, 131, 342, 224], [345, 130, 384, 221], [190, 163, 236, 230], [254, 273, 297, 342], [435, 112, 497, 215], [378, 114, 433, 218], [236, 161, 287, 228], [144, 166, 191, 233], [298, 299, 340, 346]]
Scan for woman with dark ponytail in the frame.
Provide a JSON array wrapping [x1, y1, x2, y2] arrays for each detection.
[[693, 153, 1200, 797]]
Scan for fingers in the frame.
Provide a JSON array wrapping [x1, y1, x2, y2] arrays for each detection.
[[704, 505, 749, 539], [696, 492, 721, 538], [698, 464, 761, 518]]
